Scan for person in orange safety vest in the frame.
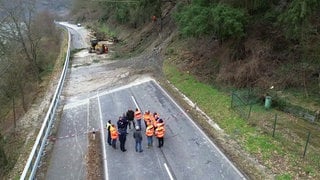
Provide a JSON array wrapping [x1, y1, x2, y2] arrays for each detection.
[[152, 112, 160, 129], [145, 124, 154, 148], [155, 119, 165, 148], [143, 111, 151, 128], [155, 118, 165, 129], [110, 124, 118, 149], [134, 108, 142, 129]]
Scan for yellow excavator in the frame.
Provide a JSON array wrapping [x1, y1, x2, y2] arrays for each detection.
[[88, 39, 108, 54]]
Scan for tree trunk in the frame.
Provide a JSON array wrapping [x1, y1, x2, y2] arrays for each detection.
[[318, 73, 320, 94], [20, 83, 27, 112], [303, 68, 309, 98]]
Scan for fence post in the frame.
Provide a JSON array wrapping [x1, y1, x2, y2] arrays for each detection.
[[303, 131, 311, 158], [231, 92, 234, 109], [272, 114, 277, 138], [247, 104, 252, 120]]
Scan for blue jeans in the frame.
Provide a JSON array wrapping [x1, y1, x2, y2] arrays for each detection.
[[112, 139, 117, 149], [147, 136, 153, 146], [135, 141, 142, 152]]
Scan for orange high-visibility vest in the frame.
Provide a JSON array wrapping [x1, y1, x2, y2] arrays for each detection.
[[156, 122, 165, 128], [153, 120, 158, 128], [135, 110, 142, 119], [110, 126, 118, 139], [155, 126, 165, 138], [155, 120, 164, 128], [145, 125, 154, 137], [150, 115, 155, 126], [143, 113, 150, 122]]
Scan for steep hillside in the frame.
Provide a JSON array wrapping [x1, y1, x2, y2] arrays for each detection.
[[68, 0, 320, 179], [73, 1, 320, 102]]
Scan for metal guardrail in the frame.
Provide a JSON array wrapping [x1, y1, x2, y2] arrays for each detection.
[[20, 25, 71, 180]]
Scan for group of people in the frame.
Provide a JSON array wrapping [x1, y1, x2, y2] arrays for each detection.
[[106, 108, 166, 153]]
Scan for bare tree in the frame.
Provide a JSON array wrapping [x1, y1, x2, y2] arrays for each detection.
[[0, 0, 43, 82], [0, 50, 27, 131]]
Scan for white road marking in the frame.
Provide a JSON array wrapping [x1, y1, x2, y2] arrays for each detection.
[[60, 77, 244, 179], [153, 80, 246, 179], [64, 99, 89, 110], [133, 93, 174, 180], [95, 76, 153, 97], [131, 96, 139, 109], [97, 92, 108, 180], [164, 163, 174, 180]]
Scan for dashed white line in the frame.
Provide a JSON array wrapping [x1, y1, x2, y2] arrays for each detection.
[[164, 163, 174, 180], [132, 95, 174, 180], [131, 96, 139, 109]]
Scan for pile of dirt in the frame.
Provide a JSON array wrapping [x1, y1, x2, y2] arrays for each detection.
[[86, 131, 103, 179]]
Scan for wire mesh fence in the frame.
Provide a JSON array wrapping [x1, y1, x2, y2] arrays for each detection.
[[231, 89, 320, 170]]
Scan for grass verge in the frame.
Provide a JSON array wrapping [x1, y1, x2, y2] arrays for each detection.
[[163, 59, 320, 179]]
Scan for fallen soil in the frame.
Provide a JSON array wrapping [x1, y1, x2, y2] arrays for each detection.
[[86, 131, 103, 180]]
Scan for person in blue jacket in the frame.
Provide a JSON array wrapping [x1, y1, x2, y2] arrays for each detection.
[[117, 116, 127, 152]]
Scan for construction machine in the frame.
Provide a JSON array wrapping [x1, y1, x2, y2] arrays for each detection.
[[88, 39, 108, 54]]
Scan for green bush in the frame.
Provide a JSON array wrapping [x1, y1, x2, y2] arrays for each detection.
[[174, 3, 247, 40]]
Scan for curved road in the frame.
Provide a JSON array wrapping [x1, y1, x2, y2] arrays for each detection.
[[44, 23, 246, 180]]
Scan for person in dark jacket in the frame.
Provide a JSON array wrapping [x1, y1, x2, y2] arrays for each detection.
[[121, 113, 129, 133], [126, 108, 135, 129], [133, 125, 143, 152], [117, 116, 127, 152], [106, 120, 112, 145]]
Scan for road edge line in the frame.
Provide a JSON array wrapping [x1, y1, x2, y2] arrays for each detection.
[[152, 80, 246, 180], [97, 93, 108, 180]]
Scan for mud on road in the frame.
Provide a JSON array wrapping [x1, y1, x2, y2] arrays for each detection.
[[86, 131, 103, 180]]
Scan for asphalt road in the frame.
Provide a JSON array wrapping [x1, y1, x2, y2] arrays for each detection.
[[44, 23, 246, 180], [101, 80, 245, 180]]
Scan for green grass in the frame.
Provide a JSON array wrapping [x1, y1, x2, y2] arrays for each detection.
[[163, 60, 317, 179], [98, 24, 116, 38], [163, 60, 280, 152], [276, 173, 292, 180]]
